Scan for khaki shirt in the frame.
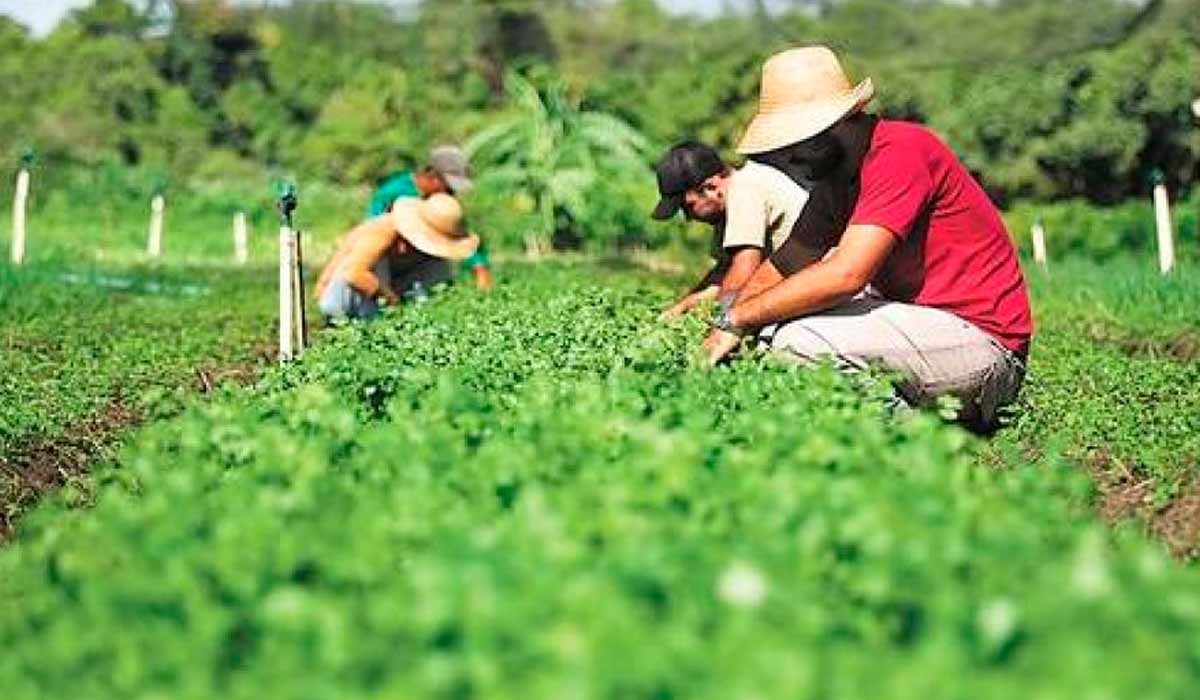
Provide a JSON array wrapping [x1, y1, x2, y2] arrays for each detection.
[[720, 161, 809, 256]]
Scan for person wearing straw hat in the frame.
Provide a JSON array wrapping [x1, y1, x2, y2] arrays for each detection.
[[367, 144, 493, 291], [315, 193, 480, 321], [703, 46, 1033, 432], [650, 141, 811, 320]]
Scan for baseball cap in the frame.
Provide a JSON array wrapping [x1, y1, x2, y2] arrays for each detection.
[[429, 145, 473, 195], [651, 141, 725, 220]]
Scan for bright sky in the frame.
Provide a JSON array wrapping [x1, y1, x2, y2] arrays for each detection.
[[0, 0, 780, 36]]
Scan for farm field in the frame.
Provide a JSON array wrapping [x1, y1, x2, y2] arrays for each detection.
[[989, 258, 1200, 554], [0, 260, 282, 531], [1, 251, 1198, 697], [2, 0, 1197, 695]]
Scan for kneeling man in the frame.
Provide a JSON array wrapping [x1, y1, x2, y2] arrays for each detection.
[[705, 47, 1033, 431], [650, 141, 810, 319], [315, 193, 480, 321]]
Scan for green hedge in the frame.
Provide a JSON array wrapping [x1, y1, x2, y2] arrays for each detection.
[[1005, 189, 1200, 261]]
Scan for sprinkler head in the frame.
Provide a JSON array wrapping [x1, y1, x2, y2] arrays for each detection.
[[276, 182, 298, 224]]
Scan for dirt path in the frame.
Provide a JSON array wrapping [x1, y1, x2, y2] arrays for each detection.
[[1091, 453, 1200, 560], [0, 356, 272, 540], [0, 397, 139, 538]]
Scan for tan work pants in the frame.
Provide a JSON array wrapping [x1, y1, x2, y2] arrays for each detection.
[[761, 298, 1026, 431]]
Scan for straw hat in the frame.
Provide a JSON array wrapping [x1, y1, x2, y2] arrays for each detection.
[[392, 193, 479, 261], [736, 46, 874, 155]]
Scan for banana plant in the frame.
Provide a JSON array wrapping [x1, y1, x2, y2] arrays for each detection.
[[466, 70, 649, 258]]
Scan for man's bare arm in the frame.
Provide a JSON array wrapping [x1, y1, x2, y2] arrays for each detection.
[[660, 261, 726, 320], [717, 247, 763, 298], [729, 224, 896, 328]]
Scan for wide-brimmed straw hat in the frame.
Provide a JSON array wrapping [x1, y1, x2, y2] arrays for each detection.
[[736, 46, 874, 155], [392, 193, 479, 261]]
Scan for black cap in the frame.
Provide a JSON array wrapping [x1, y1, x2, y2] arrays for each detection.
[[651, 141, 725, 220]]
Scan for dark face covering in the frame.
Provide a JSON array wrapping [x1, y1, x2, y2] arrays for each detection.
[[753, 130, 847, 186], [749, 113, 879, 275]]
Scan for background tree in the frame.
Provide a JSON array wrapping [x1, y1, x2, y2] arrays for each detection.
[[466, 70, 652, 256], [0, 0, 1195, 252]]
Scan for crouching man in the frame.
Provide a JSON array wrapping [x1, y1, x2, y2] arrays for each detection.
[[705, 46, 1033, 432], [650, 141, 809, 320], [367, 145, 493, 292], [315, 193, 480, 321]]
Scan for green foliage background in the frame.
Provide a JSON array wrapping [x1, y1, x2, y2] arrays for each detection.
[[1, 0, 1197, 253]]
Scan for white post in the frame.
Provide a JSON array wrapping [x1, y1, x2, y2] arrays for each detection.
[[1153, 183, 1175, 275], [10, 169, 29, 265], [1030, 218, 1047, 270], [279, 224, 295, 364], [147, 194, 165, 258], [233, 212, 248, 265]]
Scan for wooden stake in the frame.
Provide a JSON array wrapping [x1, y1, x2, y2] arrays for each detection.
[[1031, 218, 1048, 270], [1153, 183, 1175, 275], [290, 229, 306, 356], [279, 224, 295, 364], [233, 212, 248, 265], [10, 169, 28, 265], [147, 194, 165, 258]]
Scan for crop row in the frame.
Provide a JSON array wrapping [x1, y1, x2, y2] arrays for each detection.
[[2, 262, 1196, 698]]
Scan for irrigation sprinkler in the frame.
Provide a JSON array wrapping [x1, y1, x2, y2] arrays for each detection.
[[1151, 169, 1174, 275], [10, 148, 33, 266], [277, 183, 306, 363], [233, 211, 248, 265], [1030, 217, 1048, 271]]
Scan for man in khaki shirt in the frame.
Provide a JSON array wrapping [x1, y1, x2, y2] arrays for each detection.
[[651, 142, 810, 319]]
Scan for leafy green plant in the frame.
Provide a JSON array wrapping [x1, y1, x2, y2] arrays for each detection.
[[465, 69, 652, 257], [987, 256, 1200, 522], [2, 261, 1198, 698]]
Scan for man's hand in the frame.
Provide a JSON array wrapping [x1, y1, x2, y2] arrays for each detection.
[[377, 289, 400, 307], [701, 328, 743, 366], [659, 286, 718, 321], [472, 265, 494, 291], [659, 294, 700, 321]]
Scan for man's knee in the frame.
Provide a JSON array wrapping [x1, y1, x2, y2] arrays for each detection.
[[763, 321, 841, 364]]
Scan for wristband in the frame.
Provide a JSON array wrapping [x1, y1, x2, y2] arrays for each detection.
[[717, 291, 738, 314]]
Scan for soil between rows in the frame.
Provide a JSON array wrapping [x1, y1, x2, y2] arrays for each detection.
[[0, 352, 273, 540]]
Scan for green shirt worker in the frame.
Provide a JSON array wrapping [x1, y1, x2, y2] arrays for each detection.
[[368, 145, 492, 290]]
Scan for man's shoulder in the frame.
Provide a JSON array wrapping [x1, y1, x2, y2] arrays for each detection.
[[730, 161, 807, 201], [871, 120, 948, 156]]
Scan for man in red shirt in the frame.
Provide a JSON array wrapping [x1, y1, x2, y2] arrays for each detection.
[[704, 46, 1033, 431]]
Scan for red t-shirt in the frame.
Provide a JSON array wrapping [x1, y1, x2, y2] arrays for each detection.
[[850, 120, 1033, 354]]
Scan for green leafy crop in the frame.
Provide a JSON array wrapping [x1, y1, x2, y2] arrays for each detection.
[[2, 261, 1196, 699]]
